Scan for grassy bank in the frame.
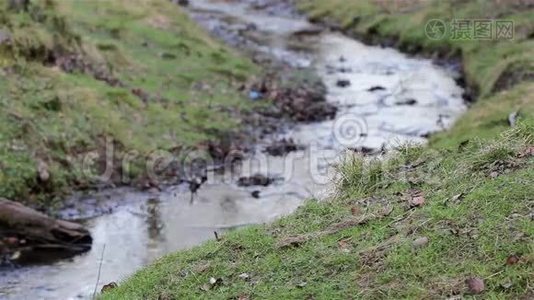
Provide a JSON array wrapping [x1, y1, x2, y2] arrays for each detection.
[[104, 0, 533, 299], [0, 0, 255, 208], [105, 122, 534, 299]]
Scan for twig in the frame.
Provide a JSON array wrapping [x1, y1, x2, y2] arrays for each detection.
[[92, 244, 106, 299]]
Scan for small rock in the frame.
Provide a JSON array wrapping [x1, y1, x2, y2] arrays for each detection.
[[173, 0, 189, 6], [248, 90, 262, 100], [238, 273, 250, 280], [336, 79, 351, 88], [10, 251, 21, 260], [292, 26, 323, 36], [203, 277, 223, 290], [412, 236, 429, 248], [148, 187, 160, 194], [465, 277, 484, 294], [367, 86, 386, 92], [395, 98, 417, 106], [349, 146, 380, 156], [508, 111, 519, 127], [265, 138, 302, 156], [238, 174, 274, 187], [251, 190, 260, 199], [0, 29, 11, 46], [490, 171, 499, 178], [37, 160, 50, 182], [500, 282, 513, 289]]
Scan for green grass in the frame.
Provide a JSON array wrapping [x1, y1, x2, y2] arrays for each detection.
[[104, 1, 533, 298], [0, 0, 256, 207], [104, 122, 534, 299]]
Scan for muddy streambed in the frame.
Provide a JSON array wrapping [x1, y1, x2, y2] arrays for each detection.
[[0, 1, 466, 299]]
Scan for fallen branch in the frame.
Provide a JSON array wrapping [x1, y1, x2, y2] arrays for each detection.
[[0, 198, 92, 257], [277, 216, 371, 248]]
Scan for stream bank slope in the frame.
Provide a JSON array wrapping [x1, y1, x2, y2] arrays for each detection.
[[0, 0, 257, 209]]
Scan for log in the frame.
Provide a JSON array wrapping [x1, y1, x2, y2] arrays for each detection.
[[0, 198, 92, 257]]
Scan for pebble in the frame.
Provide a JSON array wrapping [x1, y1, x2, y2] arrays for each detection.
[[412, 236, 429, 248]]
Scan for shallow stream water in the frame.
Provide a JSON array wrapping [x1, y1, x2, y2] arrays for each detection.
[[0, 1, 466, 298]]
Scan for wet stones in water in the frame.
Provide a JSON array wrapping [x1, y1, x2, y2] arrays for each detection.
[[250, 75, 337, 122], [336, 79, 351, 88], [265, 138, 303, 156], [367, 86, 386, 92], [292, 25, 323, 37], [349, 144, 386, 156], [237, 174, 274, 187], [395, 98, 417, 106]]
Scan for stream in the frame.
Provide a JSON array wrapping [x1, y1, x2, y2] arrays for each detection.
[[0, 1, 466, 299]]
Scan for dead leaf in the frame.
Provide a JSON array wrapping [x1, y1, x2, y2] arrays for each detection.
[[382, 206, 393, 216], [237, 294, 250, 300], [518, 146, 534, 158], [277, 235, 309, 248], [450, 193, 464, 203], [158, 293, 172, 300], [406, 189, 425, 207], [506, 254, 520, 265], [338, 238, 353, 253], [490, 171, 499, 178], [410, 195, 425, 207], [350, 206, 360, 216], [101, 282, 118, 293], [194, 262, 211, 273], [465, 277, 484, 294]]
